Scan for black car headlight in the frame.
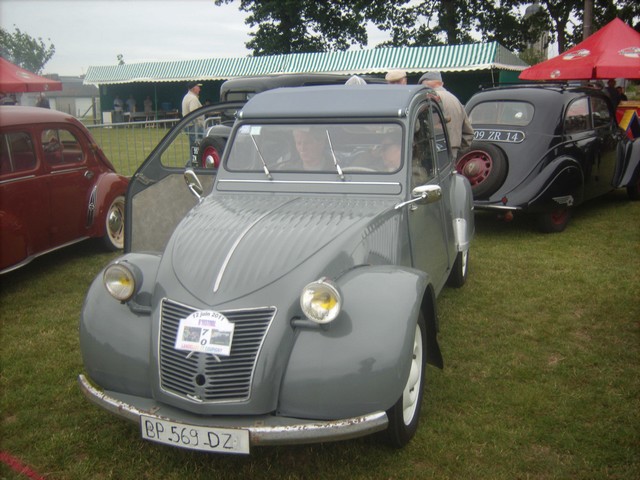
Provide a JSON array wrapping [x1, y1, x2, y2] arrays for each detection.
[[300, 278, 342, 324]]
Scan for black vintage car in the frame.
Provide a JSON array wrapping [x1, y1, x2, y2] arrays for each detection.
[[456, 84, 640, 232]]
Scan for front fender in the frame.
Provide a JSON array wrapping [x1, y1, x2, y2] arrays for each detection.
[[615, 138, 640, 188], [80, 252, 160, 397], [278, 265, 429, 420], [450, 173, 475, 251]]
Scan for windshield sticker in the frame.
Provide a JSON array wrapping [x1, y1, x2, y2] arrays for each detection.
[[473, 129, 525, 144], [174, 310, 235, 356]]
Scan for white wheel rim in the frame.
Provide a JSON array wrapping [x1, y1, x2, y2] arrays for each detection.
[[107, 198, 125, 248], [402, 323, 423, 425]]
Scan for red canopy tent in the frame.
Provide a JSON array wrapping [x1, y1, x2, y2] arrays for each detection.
[[519, 18, 640, 80], [0, 57, 62, 93]]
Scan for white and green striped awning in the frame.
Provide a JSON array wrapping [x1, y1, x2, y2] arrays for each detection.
[[84, 41, 528, 85]]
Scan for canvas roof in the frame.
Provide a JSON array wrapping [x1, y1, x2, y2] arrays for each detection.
[[83, 41, 528, 86]]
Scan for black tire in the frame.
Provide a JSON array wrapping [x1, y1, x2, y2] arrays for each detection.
[[456, 142, 508, 199], [102, 195, 125, 251], [386, 312, 426, 448], [198, 136, 226, 169], [537, 207, 572, 233], [627, 169, 640, 201], [447, 249, 469, 288]]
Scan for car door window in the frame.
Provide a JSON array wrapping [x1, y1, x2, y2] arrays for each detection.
[[564, 97, 590, 134], [411, 107, 435, 188], [591, 96, 612, 129], [431, 106, 450, 172], [41, 128, 84, 165], [0, 132, 37, 175]]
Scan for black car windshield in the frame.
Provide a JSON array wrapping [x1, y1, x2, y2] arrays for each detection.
[[469, 101, 534, 126], [226, 123, 403, 174]]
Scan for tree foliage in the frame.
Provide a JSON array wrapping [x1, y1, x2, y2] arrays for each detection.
[[217, 0, 639, 57], [0, 26, 55, 74]]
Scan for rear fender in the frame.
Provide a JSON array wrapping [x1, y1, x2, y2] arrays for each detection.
[[90, 173, 129, 236], [278, 265, 440, 419], [504, 157, 583, 211]]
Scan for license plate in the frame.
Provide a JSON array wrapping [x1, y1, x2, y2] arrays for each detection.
[[140, 416, 250, 454]]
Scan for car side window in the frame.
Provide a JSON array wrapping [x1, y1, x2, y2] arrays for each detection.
[[591, 96, 612, 129], [411, 107, 436, 188], [41, 128, 84, 165], [0, 132, 37, 175], [564, 97, 590, 134], [431, 105, 450, 172]]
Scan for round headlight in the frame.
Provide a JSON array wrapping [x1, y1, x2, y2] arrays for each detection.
[[103, 262, 136, 301], [300, 278, 342, 324]]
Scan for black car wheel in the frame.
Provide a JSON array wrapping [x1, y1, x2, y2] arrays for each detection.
[[537, 207, 572, 233], [446, 249, 469, 288], [456, 142, 508, 198], [199, 136, 225, 169], [386, 312, 426, 448], [627, 168, 640, 201]]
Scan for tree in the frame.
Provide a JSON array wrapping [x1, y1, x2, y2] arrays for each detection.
[[214, 0, 376, 55], [0, 26, 55, 74]]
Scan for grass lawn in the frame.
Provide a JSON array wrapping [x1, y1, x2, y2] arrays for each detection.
[[1, 190, 638, 480]]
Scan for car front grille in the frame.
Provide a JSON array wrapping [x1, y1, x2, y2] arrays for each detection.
[[159, 299, 275, 403]]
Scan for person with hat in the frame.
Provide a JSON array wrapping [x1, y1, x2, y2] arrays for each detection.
[[419, 71, 473, 159], [181, 81, 203, 117], [385, 69, 408, 85]]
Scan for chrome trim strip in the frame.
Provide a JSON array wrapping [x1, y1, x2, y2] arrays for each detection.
[[0, 237, 90, 275], [78, 374, 388, 447], [0, 175, 37, 185], [218, 179, 400, 186]]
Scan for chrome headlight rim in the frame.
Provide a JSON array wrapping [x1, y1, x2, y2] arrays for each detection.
[[300, 277, 342, 325], [103, 261, 137, 302]]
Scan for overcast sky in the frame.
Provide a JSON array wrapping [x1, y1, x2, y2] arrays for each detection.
[[0, 0, 392, 76]]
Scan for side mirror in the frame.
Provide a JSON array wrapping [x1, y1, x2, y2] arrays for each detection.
[[184, 168, 204, 200], [394, 184, 442, 210]]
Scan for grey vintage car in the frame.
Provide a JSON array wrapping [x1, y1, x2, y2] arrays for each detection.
[[78, 84, 475, 454]]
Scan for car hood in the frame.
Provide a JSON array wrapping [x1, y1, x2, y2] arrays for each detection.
[[166, 193, 398, 304]]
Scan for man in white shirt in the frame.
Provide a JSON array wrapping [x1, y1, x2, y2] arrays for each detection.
[[181, 82, 202, 117]]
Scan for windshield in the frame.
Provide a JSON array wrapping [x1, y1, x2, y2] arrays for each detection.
[[226, 123, 403, 174]]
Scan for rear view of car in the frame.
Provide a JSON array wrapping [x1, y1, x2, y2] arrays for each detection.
[[0, 106, 129, 274], [458, 84, 639, 232]]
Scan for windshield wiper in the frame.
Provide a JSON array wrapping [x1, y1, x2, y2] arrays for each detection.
[[324, 130, 345, 180], [250, 134, 272, 179]]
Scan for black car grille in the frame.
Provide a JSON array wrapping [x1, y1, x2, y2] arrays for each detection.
[[159, 299, 275, 402]]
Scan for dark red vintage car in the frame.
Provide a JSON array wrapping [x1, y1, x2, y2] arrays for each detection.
[[0, 106, 129, 274]]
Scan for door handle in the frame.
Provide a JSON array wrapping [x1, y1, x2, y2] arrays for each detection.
[[84, 170, 94, 179]]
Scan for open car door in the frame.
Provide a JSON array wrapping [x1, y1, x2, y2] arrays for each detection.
[[124, 102, 242, 253]]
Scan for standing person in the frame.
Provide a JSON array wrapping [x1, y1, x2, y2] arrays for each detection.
[[143, 95, 154, 126], [181, 81, 202, 117], [604, 79, 621, 110], [113, 95, 124, 122], [616, 86, 628, 102], [385, 69, 407, 85], [35, 93, 50, 108], [126, 95, 136, 115], [419, 71, 474, 159]]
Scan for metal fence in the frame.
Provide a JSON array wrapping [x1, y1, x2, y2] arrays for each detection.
[[86, 119, 180, 176]]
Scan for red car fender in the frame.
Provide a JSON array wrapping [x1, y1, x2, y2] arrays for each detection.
[[88, 173, 129, 237]]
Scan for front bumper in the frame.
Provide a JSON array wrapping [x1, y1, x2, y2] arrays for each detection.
[[78, 374, 388, 448]]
